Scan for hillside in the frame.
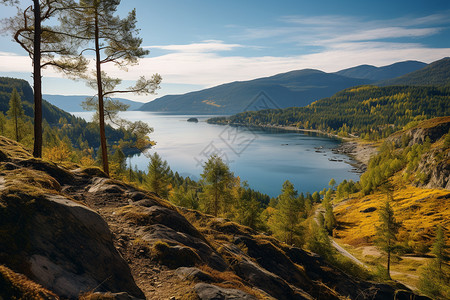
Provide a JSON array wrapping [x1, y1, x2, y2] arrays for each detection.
[[0, 136, 428, 300], [378, 57, 450, 86], [208, 85, 450, 140], [0, 77, 138, 153], [335, 61, 426, 81], [332, 117, 450, 293], [139, 59, 430, 114], [43, 94, 144, 112], [0, 77, 74, 125]]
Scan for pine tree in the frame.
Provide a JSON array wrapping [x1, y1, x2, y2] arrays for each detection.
[[5, 0, 87, 157], [7, 88, 24, 142], [270, 180, 304, 245], [431, 225, 447, 277], [61, 0, 161, 175], [146, 152, 171, 198], [375, 195, 401, 279], [200, 155, 234, 217]]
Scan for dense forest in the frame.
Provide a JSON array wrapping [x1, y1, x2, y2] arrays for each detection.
[[209, 85, 450, 140], [0, 77, 142, 156]]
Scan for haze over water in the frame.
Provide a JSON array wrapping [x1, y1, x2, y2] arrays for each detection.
[[74, 111, 360, 197]]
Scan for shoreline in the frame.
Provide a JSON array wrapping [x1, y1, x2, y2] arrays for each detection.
[[226, 123, 379, 173]]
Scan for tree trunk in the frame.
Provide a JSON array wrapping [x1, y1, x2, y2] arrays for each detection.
[[387, 247, 391, 279], [94, 9, 109, 176], [32, 0, 42, 158], [14, 114, 18, 141]]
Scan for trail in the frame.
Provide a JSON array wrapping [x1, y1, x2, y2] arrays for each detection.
[[314, 207, 417, 291]]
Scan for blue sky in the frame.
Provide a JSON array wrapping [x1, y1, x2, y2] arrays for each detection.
[[0, 0, 449, 102]]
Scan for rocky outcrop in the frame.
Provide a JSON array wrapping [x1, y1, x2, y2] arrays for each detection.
[[0, 140, 144, 299], [387, 116, 450, 190]]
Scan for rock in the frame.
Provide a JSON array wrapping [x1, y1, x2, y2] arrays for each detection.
[[233, 260, 309, 300], [140, 224, 227, 270], [0, 192, 144, 299], [360, 207, 377, 213], [175, 267, 215, 282], [187, 117, 199, 123], [194, 283, 257, 300], [88, 292, 143, 300]]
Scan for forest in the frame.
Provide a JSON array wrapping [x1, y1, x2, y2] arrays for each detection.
[[208, 85, 450, 140]]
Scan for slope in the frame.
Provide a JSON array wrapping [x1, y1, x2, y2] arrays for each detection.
[[0, 136, 428, 300], [0, 77, 139, 153], [332, 117, 450, 292], [378, 57, 450, 86], [335, 60, 426, 81]]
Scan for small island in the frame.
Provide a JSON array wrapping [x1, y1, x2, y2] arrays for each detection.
[[187, 117, 199, 123]]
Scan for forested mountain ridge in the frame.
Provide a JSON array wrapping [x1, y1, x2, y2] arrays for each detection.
[[335, 60, 426, 81], [208, 85, 450, 140], [378, 57, 450, 86], [0, 77, 138, 153], [139, 60, 428, 114]]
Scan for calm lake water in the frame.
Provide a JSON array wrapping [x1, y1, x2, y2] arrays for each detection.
[[73, 111, 360, 197]]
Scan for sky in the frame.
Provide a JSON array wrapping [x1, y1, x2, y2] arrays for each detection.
[[0, 0, 449, 102]]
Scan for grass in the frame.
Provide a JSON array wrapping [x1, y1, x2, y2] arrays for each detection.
[[0, 136, 33, 161], [0, 264, 58, 300]]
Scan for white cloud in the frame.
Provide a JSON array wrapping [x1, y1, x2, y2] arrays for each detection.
[[145, 40, 244, 52]]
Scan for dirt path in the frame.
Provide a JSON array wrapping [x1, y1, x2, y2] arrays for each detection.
[[314, 208, 418, 291]]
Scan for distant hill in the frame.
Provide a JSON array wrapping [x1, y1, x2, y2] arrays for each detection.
[[139, 60, 430, 114], [43, 94, 144, 112], [140, 69, 372, 114], [335, 60, 426, 81], [0, 77, 73, 124], [378, 57, 450, 86]]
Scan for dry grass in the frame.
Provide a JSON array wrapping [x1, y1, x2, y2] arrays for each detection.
[[0, 136, 33, 160], [334, 183, 450, 249], [0, 264, 58, 300]]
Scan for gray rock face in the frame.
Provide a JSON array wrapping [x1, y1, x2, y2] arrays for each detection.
[[0, 192, 144, 299], [194, 283, 257, 300]]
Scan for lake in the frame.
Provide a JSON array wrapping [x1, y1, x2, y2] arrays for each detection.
[[73, 111, 360, 197]]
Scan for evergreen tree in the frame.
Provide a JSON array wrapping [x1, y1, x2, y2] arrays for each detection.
[[62, 0, 161, 175], [270, 180, 304, 245], [200, 155, 234, 217], [375, 195, 401, 279], [7, 88, 24, 142], [431, 225, 447, 277], [0, 112, 6, 135], [146, 152, 171, 198], [5, 0, 87, 157]]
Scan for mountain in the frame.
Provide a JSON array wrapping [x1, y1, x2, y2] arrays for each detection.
[[335, 60, 426, 81], [140, 69, 373, 114], [378, 57, 450, 86], [43, 94, 144, 112], [139, 60, 430, 114]]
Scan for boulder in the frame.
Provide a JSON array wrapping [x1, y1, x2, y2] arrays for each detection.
[[194, 283, 257, 300], [0, 191, 144, 299]]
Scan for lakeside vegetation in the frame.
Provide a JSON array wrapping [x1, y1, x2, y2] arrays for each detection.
[[208, 85, 450, 140]]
